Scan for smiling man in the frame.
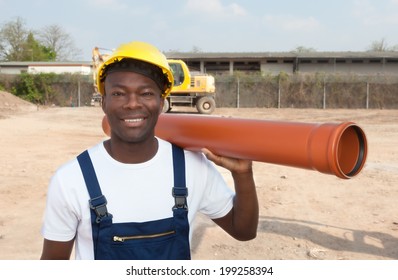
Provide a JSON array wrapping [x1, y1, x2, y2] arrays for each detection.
[[40, 41, 259, 260]]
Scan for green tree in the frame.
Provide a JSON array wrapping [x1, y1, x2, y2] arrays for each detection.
[[12, 72, 58, 104], [22, 33, 56, 61], [12, 72, 42, 103]]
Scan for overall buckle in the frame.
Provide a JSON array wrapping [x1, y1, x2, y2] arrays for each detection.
[[172, 187, 188, 210], [89, 195, 110, 223]]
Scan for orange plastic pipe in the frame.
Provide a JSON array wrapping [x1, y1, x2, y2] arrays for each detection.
[[102, 114, 367, 179]]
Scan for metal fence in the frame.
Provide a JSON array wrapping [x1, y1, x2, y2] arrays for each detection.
[[214, 73, 398, 109]]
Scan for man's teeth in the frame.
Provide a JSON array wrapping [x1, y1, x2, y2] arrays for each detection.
[[125, 118, 143, 123]]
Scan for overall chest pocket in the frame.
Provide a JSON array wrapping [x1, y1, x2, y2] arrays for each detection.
[[110, 217, 176, 246], [106, 217, 187, 259]]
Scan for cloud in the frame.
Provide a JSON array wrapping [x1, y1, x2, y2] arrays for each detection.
[[185, 0, 247, 17], [263, 15, 321, 32]]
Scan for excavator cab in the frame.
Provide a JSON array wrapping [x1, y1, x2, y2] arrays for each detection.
[[169, 62, 185, 86]]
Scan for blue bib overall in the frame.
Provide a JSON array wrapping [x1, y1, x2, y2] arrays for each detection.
[[76, 144, 191, 260]]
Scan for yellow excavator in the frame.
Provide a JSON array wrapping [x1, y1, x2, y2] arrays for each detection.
[[91, 47, 216, 114]]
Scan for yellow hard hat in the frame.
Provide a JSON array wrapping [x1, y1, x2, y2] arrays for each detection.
[[97, 41, 174, 97]]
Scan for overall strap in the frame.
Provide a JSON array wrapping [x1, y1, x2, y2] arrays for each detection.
[[171, 144, 191, 259], [77, 150, 112, 258]]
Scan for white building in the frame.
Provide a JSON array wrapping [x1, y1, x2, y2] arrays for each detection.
[[27, 62, 91, 75], [0, 61, 91, 75]]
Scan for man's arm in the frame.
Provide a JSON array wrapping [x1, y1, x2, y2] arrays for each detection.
[[40, 238, 74, 260], [201, 148, 259, 241]]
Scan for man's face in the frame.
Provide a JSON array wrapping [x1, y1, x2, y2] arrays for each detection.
[[102, 71, 164, 144]]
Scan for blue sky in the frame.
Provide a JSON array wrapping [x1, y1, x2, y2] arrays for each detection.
[[1, 0, 398, 61]]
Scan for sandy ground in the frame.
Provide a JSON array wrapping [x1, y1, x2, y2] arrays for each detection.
[[1, 91, 398, 260]]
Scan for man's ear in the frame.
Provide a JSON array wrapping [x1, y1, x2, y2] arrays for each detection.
[[158, 97, 165, 115]]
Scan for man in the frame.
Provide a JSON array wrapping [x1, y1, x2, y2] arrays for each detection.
[[40, 41, 258, 260]]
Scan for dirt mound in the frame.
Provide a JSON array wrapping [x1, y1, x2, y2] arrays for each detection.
[[0, 91, 37, 117]]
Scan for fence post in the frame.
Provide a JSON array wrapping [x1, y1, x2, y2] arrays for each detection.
[[237, 77, 240, 108], [366, 82, 369, 109], [78, 80, 81, 107], [323, 76, 326, 109], [278, 75, 281, 109]]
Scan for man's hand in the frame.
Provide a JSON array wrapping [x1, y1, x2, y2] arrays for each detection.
[[201, 148, 252, 174]]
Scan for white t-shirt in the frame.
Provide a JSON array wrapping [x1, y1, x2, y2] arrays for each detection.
[[41, 138, 234, 259]]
